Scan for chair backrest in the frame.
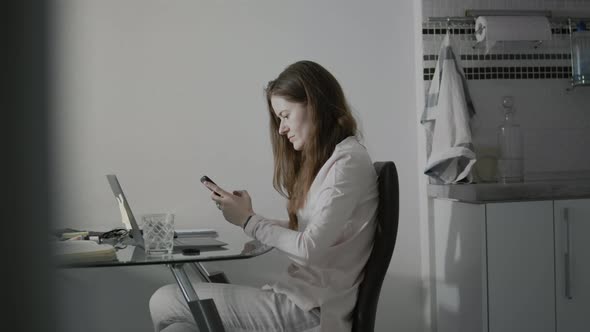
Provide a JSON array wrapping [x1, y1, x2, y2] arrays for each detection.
[[352, 161, 400, 332]]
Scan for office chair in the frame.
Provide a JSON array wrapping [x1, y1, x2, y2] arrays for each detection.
[[352, 161, 400, 332]]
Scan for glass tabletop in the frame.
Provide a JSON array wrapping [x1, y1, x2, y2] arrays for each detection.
[[55, 230, 273, 268]]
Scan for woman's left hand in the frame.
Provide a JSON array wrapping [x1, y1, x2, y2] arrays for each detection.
[[204, 181, 255, 228]]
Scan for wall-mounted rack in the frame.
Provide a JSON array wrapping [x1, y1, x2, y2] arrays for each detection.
[[427, 9, 589, 26], [427, 10, 590, 71], [422, 10, 590, 85], [428, 11, 554, 49]]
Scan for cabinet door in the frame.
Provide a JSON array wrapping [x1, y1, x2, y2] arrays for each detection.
[[555, 199, 590, 332], [486, 201, 555, 332], [434, 199, 487, 332]]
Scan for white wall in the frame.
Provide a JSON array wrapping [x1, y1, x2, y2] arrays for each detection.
[[52, 1, 425, 331]]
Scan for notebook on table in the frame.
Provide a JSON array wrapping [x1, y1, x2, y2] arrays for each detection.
[[106, 174, 227, 251], [53, 239, 117, 264]]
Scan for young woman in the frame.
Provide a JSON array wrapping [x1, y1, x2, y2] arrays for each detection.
[[150, 60, 378, 332]]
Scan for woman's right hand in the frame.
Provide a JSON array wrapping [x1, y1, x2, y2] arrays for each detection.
[[204, 181, 255, 228]]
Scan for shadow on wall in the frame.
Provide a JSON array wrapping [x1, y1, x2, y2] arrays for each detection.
[[375, 273, 424, 332], [56, 265, 175, 332]]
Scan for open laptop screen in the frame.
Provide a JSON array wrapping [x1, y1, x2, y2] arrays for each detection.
[[106, 174, 227, 252], [106, 174, 145, 248]]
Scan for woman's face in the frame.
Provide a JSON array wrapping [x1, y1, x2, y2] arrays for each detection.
[[271, 95, 311, 151]]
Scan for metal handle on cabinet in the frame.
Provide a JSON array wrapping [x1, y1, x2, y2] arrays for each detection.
[[564, 208, 573, 300]]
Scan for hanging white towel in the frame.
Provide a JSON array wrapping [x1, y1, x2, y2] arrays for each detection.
[[421, 34, 476, 184]]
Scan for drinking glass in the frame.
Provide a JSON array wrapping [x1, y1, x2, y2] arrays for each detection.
[[141, 213, 174, 255]]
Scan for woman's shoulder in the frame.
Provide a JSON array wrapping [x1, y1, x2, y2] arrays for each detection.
[[333, 136, 369, 158], [331, 136, 375, 174], [310, 136, 376, 194]]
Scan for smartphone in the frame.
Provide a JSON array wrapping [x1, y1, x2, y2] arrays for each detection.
[[200, 175, 221, 196]]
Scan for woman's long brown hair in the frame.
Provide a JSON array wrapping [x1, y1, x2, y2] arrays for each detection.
[[265, 61, 358, 230]]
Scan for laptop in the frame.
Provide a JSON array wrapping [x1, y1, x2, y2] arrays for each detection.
[[106, 174, 227, 252]]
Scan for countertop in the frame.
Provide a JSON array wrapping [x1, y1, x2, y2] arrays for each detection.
[[428, 179, 590, 203]]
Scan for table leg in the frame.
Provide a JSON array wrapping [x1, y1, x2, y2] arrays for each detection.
[[169, 263, 225, 332], [191, 262, 231, 284], [192, 262, 213, 282]]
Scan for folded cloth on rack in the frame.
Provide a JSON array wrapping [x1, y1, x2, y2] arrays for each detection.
[[421, 33, 476, 184]]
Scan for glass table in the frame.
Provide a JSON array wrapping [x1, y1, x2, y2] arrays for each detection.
[[56, 232, 273, 332]]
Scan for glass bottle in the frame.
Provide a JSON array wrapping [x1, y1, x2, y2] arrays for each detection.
[[497, 96, 524, 183], [572, 21, 590, 86]]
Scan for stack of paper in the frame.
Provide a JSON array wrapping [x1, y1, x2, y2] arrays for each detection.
[[53, 240, 117, 264]]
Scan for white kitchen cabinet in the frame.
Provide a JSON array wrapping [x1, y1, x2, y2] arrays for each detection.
[[434, 198, 589, 332], [485, 202, 555, 332], [433, 200, 487, 332], [554, 199, 590, 332]]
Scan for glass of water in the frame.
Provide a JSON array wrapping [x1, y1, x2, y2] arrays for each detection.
[[141, 213, 175, 255]]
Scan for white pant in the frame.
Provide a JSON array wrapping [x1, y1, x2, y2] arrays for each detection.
[[149, 282, 321, 332]]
